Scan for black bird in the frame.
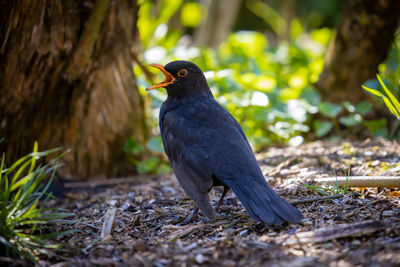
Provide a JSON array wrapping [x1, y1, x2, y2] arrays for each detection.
[[147, 61, 303, 225]]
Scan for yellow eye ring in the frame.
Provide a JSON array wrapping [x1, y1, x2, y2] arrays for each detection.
[[178, 69, 188, 77]]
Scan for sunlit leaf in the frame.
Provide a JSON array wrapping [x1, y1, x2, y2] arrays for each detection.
[[377, 74, 400, 118], [137, 157, 160, 174], [156, 163, 171, 175], [362, 85, 384, 98], [382, 96, 400, 118], [363, 119, 387, 137], [300, 87, 321, 106], [319, 102, 342, 118], [310, 28, 332, 46], [227, 31, 267, 58], [123, 138, 143, 156], [341, 101, 355, 112], [339, 114, 362, 127], [246, 0, 285, 36], [355, 101, 372, 115], [313, 120, 333, 137], [181, 2, 202, 27], [146, 136, 164, 153], [291, 18, 303, 40]]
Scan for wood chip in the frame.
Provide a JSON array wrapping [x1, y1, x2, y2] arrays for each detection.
[[101, 207, 117, 239]]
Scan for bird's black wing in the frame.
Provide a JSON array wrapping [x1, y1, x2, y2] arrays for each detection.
[[161, 94, 302, 224], [207, 103, 303, 225], [160, 97, 216, 220]]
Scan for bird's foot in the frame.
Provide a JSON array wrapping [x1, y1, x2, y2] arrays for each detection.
[[198, 217, 214, 224], [177, 208, 199, 225]]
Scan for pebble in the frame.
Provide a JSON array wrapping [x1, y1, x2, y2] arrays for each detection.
[[239, 229, 249, 236], [195, 253, 205, 264], [128, 192, 135, 202], [122, 202, 130, 210], [107, 199, 117, 206], [382, 210, 395, 217], [302, 218, 313, 226]]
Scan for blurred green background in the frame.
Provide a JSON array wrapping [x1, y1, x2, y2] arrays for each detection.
[[2, 0, 399, 178], [125, 0, 400, 174]]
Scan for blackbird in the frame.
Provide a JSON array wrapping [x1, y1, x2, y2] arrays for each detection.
[[147, 60, 303, 225]]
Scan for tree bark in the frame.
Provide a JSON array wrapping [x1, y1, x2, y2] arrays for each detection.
[[194, 0, 242, 48], [316, 0, 400, 104], [0, 0, 148, 179]]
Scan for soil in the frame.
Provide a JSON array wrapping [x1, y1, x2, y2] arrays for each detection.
[[21, 138, 400, 266]]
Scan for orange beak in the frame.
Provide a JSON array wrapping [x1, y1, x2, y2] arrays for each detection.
[[146, 64, 176, 90]]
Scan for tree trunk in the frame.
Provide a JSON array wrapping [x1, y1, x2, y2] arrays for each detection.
[[0, 0, 148, 179], [194, 0, 242, 48], [316, 0, 400, 104]]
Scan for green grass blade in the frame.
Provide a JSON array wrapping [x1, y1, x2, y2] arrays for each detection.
[[10, 159, 32, 187], [7, 154, 35, 173], [1, 146, 74, 262], [10, 173, 35, 191], [0, 153, 4, 185], [9, 166, 47, 219], [383, 96, 400, 118], [377, 74, 400, 118], [362, 85, 384, 98], [35, 229, 80, 240], [304, 184, 331, 196], [28, 142, 39, 175]]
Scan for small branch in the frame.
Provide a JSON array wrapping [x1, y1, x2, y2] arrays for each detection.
[[101, 207, 117, 239], [167, 219, 231, 241], [80, 222, 100, 231], [64, 174, 158, 189], [131, 49, 155, 84], [315, 176, 400, 188], [277, 220, 388, 245], [289, 194, 343, 205]]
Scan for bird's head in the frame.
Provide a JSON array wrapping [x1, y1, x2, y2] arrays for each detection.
[[147, 60, 211, 98]]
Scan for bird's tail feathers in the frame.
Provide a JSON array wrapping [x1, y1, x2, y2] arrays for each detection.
[[226, 179, 303, 225]]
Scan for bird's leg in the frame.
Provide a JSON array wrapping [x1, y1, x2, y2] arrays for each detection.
[[216, 186, 230, 210], [180, 207, 199, 224]]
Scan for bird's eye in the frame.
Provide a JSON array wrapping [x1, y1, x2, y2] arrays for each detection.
[[177, 69, 188, 77]]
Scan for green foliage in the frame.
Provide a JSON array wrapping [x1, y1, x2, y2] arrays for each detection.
[[362, 74, 400, 120], [146, 136, 165, 153], [134, 1, 399, 152], [138, 0, 183, 48], [123, 136, 171, 175], [0, 143, 76, 261], [139, 27, 333, 147], [122, 137, 143, 156], [181, 2, 202, 27], [313, 120, 332, 138], [305, 167, 351, 196], [319, 102, 342, 118]]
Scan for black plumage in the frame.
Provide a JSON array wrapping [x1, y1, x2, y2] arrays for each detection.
[[147, 60, 303, 225]]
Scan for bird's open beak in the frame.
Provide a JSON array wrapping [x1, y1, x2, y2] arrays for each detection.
[[146, 64, 176, 90]]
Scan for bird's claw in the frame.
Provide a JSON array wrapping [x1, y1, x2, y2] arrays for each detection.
[[177, 208, 199, 225]]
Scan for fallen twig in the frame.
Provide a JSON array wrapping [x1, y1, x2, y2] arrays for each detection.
[[167, 219, 231, 241], [80, 222, 100, 231], [314, 176, 400, 188], [289, 194, 343, 205], [101, 207, 117, 239], [64, 174, 158, 189], [276, 220, 387, 245]]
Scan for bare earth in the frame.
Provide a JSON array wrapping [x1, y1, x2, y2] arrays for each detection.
[[44, 138, 399, 266]]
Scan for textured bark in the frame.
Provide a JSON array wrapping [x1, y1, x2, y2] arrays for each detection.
[[316, 0, 400, 103], [0, 0, 148, 179]]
